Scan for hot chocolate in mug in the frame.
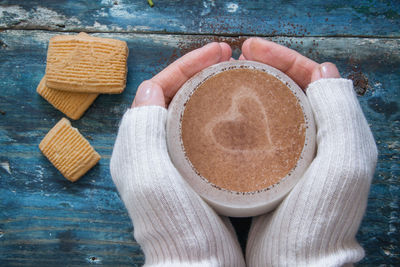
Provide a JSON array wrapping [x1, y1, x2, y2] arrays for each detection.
[[166, 61, 316, 217]]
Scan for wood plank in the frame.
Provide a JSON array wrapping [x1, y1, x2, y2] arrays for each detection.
[[0, 30, 399, 265], [0, 1, 399, 37]]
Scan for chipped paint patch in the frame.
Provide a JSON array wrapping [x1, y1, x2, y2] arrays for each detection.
[[92, 21, 112, 31], [201, 0, 216, 16], [86, 21, 124, 32], [0, 5, 81, 28], [87, 256, 102, 264], [1, 3, 187, 32], [0, 29, 64, 46], [126, 25, 151, 32], [35, 165, 45, 182], [226, 3, 239, 13], [1, 161, 11, 174], [387, 141, 399, 151], [34, 7, 81, 25], [96, 9, 108, 18], [0, 5, 26, 27], [98, 0, 186, 31], [107, 0, 139, 19]]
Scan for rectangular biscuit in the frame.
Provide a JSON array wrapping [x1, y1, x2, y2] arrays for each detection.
[[37, 77, 98, 120], [45, 32, 128, 94], [39, 118, 101, 182]]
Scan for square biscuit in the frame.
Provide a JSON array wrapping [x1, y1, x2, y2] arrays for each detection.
[[37, 77, 98, 120], [39, 118, 101, 182], [45, 32, 128, 94]]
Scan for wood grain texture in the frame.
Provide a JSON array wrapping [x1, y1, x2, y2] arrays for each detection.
[[0, 21, 399, 267], [0, 0, 399, 37]]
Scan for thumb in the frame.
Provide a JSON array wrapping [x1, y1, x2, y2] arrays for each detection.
[[132, 80, 166, 108], [310, 62, 341, 83]]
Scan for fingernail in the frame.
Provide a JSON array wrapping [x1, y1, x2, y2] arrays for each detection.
[[132, 81, 165, 108], [134, 86, 154, 105], [202, 42, 216, 49], [319, 63, 341, 78]]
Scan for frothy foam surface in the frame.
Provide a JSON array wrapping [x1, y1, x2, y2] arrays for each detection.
[[181, 69, 305, 192]]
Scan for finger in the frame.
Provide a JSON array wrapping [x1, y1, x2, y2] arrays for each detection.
[[219, 42, 232, 61], [152, 42, 232, 105], [132, 80, 165, 108], [239, 54, 246, 60], [311, 62, 341, 82], [242, 37, 318, 89]]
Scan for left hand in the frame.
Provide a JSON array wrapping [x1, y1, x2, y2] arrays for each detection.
[[111, 42, 246, 266]]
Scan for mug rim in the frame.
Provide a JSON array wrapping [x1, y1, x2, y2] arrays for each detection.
[[166, 60, 316, 217]]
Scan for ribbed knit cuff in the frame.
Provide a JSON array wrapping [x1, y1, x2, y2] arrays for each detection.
[[110, 106, 245, 266], [120, 106, 168, 148], [306, 78, 377, 162], [110, 106, 168, 192], [246, 78, 378, 267], [307, 78, 358, 135]]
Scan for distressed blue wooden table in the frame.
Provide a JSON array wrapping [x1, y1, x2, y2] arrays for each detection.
[[0, 1, 399, 266]]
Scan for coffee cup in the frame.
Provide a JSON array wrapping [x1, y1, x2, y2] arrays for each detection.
[[166, 61, 316, 217]]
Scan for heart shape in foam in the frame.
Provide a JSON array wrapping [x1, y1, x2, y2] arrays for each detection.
[[205, 87, 273, 152]]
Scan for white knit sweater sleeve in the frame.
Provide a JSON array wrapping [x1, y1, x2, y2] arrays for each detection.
[[246, 78, 378, 267], [110, 106, 245, 267]]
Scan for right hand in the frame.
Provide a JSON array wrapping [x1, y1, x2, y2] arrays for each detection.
[[240, 37, 341, 89], [242, 37, 378, 267]]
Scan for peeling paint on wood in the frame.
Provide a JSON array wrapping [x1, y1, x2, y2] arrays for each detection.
[[0, 1, 399, 36], [1, 161, 11, 174]]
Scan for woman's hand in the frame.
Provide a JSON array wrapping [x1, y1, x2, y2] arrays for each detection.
[[240, 37, 340, 89], [111, 42, 245, 267], [242, 38, 377, 267]]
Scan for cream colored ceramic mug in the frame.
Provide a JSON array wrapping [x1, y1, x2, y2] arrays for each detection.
[[167, 61, 316, 217]]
